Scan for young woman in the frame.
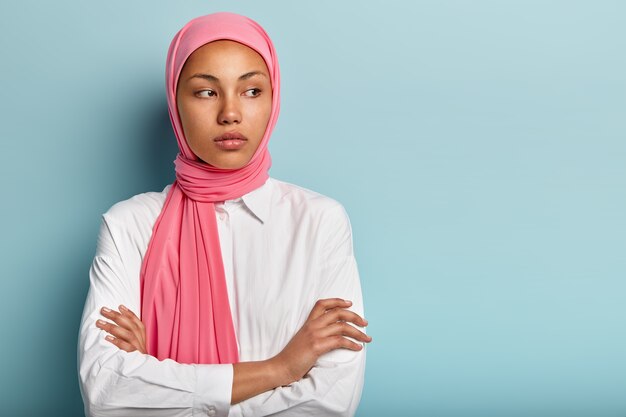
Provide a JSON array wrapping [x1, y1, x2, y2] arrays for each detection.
[[78, 12, 371, 417]]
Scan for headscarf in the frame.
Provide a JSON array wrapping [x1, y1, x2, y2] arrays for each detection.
[[139, 12, 280, 364]]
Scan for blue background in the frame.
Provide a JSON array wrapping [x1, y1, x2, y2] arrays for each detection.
[[1, 1, 625, 416]]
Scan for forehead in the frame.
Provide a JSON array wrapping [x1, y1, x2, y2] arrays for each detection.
[[181, 40, 268, 74]]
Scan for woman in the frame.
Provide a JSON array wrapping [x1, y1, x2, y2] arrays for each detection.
[[78, 12, 370, 417]]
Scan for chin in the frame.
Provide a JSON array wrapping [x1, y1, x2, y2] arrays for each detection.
[[200, 155, 251, 170]]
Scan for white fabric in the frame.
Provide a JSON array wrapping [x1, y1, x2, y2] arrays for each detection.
[[78, 177, 367, 417]]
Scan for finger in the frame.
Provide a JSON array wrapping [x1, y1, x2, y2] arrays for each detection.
[[119, 305, 143, 328], [119, 305, 146, 343], [101, 307, 139, 332], [115, 306, 148, 353], [100, 306, 124, 324], [96, 319, 138, 344], [105, 335, 138, 353], [316, 308, 368, 327], [319, 321, 372, 343], [313, 335, 364, 355], [307, 298, 353, 320], [103, 307, 147, 353], [95, 318, 117, 335]]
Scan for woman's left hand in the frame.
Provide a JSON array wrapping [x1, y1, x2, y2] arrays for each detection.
[[96, 305, 147, 354]]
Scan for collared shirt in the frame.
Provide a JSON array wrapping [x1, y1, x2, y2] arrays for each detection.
[[78, 177, 367, 417]]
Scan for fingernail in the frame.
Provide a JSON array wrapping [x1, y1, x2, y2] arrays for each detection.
[[96, 319, 107, 326], [101, 307, 111, 313], [119, 305, 127, 312], [344, 300, 352, 305], [105, 335, 114, 342]]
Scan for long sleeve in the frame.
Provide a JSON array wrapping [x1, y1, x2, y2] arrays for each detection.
[[228, 203, 367, 417], [78, 179, 368, 417], [77, 215, 234, 417]]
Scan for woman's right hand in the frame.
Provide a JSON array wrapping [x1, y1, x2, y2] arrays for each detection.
[[270, 298, 372, 385], [96, 305, 147, 354]]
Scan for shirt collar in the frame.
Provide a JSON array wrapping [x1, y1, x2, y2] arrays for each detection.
[[234, 177, 273, 224]]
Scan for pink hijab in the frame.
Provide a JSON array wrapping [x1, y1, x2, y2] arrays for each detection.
[[139, 12, 280, 364]]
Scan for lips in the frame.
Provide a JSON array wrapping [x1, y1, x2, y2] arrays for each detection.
[[214, 132, 248, 142], [213, 132, 248, 150]]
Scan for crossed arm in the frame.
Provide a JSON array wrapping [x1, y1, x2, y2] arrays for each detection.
[[96, 299, 371, 405], [80, 203, 369, 416]]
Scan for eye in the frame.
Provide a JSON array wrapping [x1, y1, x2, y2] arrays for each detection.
[[243, 88, 262, 97], [196, 89, 216, 98]]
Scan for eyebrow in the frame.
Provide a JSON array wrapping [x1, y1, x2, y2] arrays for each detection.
[[187, 71, 267, 82]]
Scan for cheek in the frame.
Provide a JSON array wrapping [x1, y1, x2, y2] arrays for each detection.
[[181, 103, 211, 136], [253, 97, 272, 129], [177, 100, 193, 134], [177, 105, 206, 152]]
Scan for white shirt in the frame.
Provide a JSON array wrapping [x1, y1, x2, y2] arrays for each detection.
[[78, 177, 367, 417]]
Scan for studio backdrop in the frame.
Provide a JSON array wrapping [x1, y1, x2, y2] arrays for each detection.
[[0, 1, 625, 416]]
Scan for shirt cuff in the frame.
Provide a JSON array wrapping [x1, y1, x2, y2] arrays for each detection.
[[192, 363, 233, 417]]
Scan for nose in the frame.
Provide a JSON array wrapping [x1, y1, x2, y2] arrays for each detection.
[[218, 94, 241, 125]]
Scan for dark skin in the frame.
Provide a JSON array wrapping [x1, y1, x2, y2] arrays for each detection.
[[96, 40, 372, 405]]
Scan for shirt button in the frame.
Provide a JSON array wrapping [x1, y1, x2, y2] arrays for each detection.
[[207, 406, 216, 416], [219, 213, 226, 221]]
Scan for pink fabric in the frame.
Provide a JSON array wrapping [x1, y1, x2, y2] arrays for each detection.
[[139, 12, 280, 364]]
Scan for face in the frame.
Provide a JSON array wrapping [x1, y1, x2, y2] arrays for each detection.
[[176, 40, 272, 169]]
